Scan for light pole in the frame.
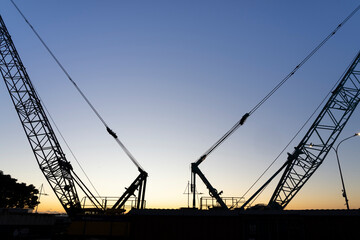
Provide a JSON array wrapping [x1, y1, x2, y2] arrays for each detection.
[[333, 132, 360, 210]]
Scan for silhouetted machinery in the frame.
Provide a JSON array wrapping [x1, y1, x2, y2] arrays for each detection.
[[0, 15, 147, 217], [1, 8, 359, 215], [191, 51, 360, 210], [258, 51, 360, 210]]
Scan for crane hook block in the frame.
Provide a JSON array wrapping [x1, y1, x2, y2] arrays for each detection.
[[240, 113, 250, 125], [106, 127, 118, 139]]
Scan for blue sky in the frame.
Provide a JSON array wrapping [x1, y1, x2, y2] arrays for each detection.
[[0, 1, 359, 212]]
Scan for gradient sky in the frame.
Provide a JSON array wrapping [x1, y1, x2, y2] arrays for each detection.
[[0, 1, 359, 213]]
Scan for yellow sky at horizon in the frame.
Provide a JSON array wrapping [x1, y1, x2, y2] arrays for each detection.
[[34, 186, 357, 214]]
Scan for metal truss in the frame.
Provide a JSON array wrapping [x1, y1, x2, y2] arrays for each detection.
[[0, 15, 104, 216], [269, 51, 360, 209], [112, 169, 147, 210]]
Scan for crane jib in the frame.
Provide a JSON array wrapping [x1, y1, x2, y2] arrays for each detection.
[[0, 14, 147, 217], [269, 51, 360, 209], [0, 15, 84, 215]]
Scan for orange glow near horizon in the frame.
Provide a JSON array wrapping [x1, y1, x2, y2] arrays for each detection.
[[35, 193, 358, 214]]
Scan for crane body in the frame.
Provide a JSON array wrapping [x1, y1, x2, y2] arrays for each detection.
[[0, 15, 92, 215], [268, 51, 360, 209], [239, 51, 360, 210], [0, 15, 146, 217]]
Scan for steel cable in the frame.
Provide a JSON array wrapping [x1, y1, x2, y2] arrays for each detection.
[[199, 4, 360, 162], [233, 59, 352, 209], [10, 0, 144, 171]]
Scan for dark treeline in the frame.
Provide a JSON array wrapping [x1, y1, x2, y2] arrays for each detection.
[[0, 170, 39, 209]]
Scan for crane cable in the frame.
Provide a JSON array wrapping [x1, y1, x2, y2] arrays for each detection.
[[248, 5, 360, 116], [198, 4, 360, 163], [10, 0, 144, 171], [42, 99, 102, 199], [231, 55, 355, 209]]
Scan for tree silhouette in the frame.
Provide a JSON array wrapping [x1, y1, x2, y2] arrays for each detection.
[[0, 171, 39, 209]]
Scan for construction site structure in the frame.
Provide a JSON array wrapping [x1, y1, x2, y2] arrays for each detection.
[[0, 14, 147, 218], [192, 51, 360, 210]]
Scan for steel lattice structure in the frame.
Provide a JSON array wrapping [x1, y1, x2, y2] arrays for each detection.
[[269, 51, 360, 209], [0, 15, 105, 216], [0, 15, 149, 216]]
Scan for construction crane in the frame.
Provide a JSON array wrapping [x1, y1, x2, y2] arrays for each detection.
[[189, 5, 359, 209], [240, 51, 360, 210], [0, 15, 147, 217]]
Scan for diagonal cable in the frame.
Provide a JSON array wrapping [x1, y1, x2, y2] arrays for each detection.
[[10, 0, 144, 171], [198, 4, 360, 163], [232, 65, 350, 209]]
